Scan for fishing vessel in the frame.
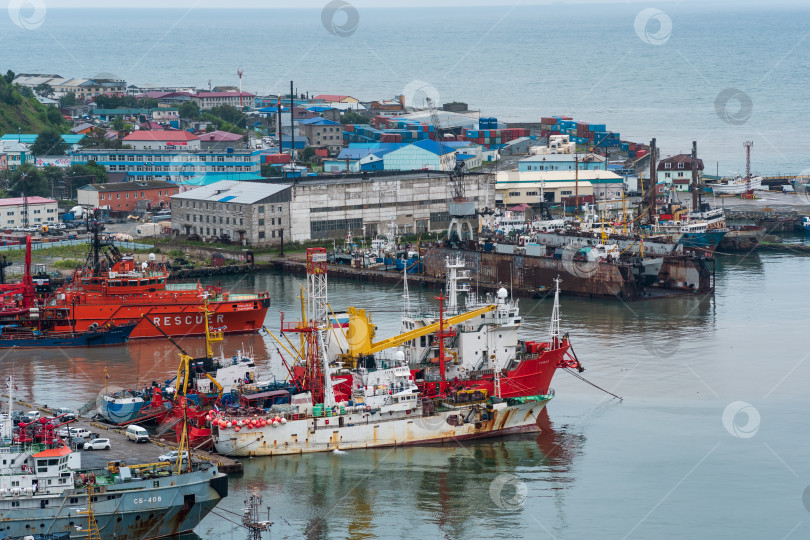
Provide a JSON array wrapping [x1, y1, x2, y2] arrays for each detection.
[[38, 213, 270, 339], [211, 249, 572, 457], [0, 378, 228, 539], [706, 175, 763, 194]]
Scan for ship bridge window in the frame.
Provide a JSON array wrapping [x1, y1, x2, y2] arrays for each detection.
[[158, 278, 165, 284], [140, 280, 147, 286], [129, 280, 138, 287]]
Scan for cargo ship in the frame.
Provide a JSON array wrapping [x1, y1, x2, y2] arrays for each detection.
[[0, 379, 228, 539], [38, 214, 270, 339]]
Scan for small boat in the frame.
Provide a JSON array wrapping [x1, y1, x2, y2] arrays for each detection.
[[706, 175, 763, 194], [0, 321, 137, 348]]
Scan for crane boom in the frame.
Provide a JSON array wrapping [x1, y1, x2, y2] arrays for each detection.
[[346, 303, 497, 356]]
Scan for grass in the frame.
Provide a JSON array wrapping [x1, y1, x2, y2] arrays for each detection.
[[52, 259, 83, 269]]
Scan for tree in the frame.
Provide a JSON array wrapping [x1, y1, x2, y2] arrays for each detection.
[[30, 128, 68, 156], [34, 83, 54, 97], [340, 111, 369, 125], [17, 85, 34, 99], [179, 100, 199, 119], [46, 106, 64, 125], [301, 147, 316, 161], [64, 162, 108, 198], [59, 92, 77, 108], [8, 164, 49, 198], [42, 166, 65, 198], [4, 70, 15, 84], [112, 116, 125, 132]]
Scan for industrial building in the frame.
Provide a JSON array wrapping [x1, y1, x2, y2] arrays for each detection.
[[286, 171, 493, 242], [170, 180, 292, 246], [0, 196, 58, 228]]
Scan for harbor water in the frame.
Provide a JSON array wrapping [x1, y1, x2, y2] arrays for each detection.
[[3, 249, 809, 538]]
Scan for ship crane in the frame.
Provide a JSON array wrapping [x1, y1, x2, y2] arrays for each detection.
[[344, 303, 497, 357]]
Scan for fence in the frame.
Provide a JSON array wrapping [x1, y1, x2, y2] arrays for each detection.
[[0, 239, 153, 252]]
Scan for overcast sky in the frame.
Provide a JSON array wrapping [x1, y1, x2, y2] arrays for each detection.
[[3, 0, 806, 8]]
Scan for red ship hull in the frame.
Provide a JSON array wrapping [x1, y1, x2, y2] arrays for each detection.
[[417, 344, 569, 399], [44, 296, 270, 339]]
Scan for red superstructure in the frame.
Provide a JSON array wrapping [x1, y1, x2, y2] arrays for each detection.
[[39, 212, 269, 339]]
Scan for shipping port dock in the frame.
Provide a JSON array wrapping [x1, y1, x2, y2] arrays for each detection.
[[1, 394, 243, 475]]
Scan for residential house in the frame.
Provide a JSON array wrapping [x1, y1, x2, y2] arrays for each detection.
[[297, 118, 343, 153], [197, 131, 245, 151], [0, 141, 30, 171], [170, 180, 292, 246], [657, 154, 704, 192], [0, 134, 85, 152], [70, 123, 94, 135]]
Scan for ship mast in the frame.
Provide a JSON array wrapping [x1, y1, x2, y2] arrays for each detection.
[[402, 257, 411, 316], [549, 277, 562, 349]]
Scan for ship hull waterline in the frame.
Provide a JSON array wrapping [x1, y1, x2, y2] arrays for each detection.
[[213, 399, 549, 457], [43, 299, 270, 339], [0, 468, 227, 540]]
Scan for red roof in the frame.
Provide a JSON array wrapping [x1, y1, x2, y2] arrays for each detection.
[[314, 94, 352, 102], [124, 130, 199, 142], [0, 196, 56, 207], [193, 92, 254, 98], [198, 130, 243, 142], [33, 445, 72, 458]]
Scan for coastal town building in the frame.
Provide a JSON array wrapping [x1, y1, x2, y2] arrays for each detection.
[[77, 181, 178, 213], [0, 196, 57, 228], [383, 139, 457, 172], [297, 118, 343, 153], [494, 170, 619, 205], [518, 153, 606, 172], [1, 134, 85, 152], [197, 131, 245, 151], [70, 149, 262, 185], [91, 108, 179, 122], [170, 180, 292, 246], [190, 91, 255, 110], [286, 171, 492, 242], [657, 154, 704, 192], [0, 141, 30, 171], [122, 130, 201, 151], [13, 74, 127, 99]]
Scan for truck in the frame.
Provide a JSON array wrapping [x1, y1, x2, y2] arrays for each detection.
[[136, 222, 162, 237]]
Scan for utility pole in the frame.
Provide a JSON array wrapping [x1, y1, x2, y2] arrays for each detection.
[[744, 140, 753, 193], [691, 140, 699, 211], [574, 155, 579, 216], [648, 138, 657, 224], [290, 80, 295, 165]]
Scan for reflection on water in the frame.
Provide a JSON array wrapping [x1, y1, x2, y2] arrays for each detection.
[[196, 408, 584, 539]]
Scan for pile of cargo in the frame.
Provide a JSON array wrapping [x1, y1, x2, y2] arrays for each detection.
[[345, 117, 436, 144], [539, 116, 648, 159], [464, 127, 530, 149]]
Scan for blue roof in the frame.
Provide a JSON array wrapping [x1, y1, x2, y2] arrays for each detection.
[[218, 195, 236, 202], [178, 172, 265, 187], [307, 106, 333, 112], [412, 139, 455, 156], [298, 117, 341, 126], [456, 154, 475, 160], [1, 134, 85, 144]]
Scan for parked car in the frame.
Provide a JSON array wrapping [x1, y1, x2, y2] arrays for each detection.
[[55, 408, 76, 421], [23, 411, 40, 422], [157, 450, 190, 463], [83, 438, 111, 451], [59, 427, 91, 439]]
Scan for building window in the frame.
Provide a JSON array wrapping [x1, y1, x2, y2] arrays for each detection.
[[258, 231, 265, 239], [665, 163, 671, 169], [677, 163, 684, 169], [258, 206, 264, 213], [508, 192, 520, 197]]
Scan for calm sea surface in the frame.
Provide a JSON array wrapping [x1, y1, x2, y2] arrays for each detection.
[[2, 248, 810, 538], [1, 5, 809, 174]]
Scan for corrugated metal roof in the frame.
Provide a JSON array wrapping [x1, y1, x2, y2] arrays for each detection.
[[171, 180, 292, 204]]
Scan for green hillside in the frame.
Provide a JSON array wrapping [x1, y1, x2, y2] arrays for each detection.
[[0, 70, 67, 135]]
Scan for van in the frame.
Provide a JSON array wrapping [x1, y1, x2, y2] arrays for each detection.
[[125, 425, 149, 443]]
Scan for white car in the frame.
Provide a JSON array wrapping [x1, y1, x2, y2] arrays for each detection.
[[157, 450, 190, 463], [83, 438, 111, 451], [59, 427, 91, 439]]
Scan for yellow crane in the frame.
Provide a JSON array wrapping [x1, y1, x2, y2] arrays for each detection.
[[344, 303, 497, 357]]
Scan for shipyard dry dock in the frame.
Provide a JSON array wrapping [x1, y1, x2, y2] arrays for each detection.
[[278, 247, 714, 301]]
